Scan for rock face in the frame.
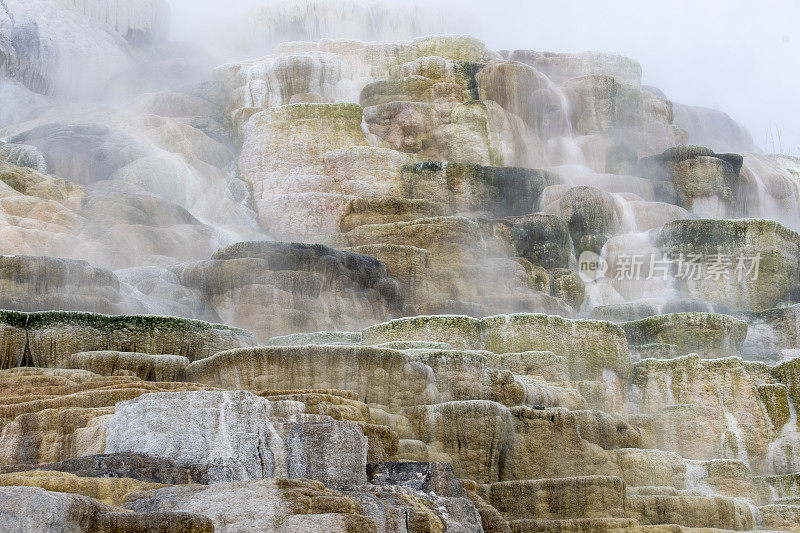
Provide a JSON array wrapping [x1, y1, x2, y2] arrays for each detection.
[[105, 391, 283, 482], [640, 145, 745, 217], [0, 469, 163, 506], [0, 310, 256, 369], [362, 314, 632, 382], [366, 461, 466, 497], [0, 255, 123, 314], [621, 312, 749, 357], [0, 368, 215, 467], [124, 476, 482, 533], [630, 355, 780, 474], [0, 453, 198, 485], [239, 103, 369, 241], [57, 352, 190, 382], [0, 160, 247, 272], [657, 218, 800, 312], [285, 416, 368, 489], [743, 304, 800, 360], [174, 241, 403, 341], [105, 390, 369, 487], [400, 162, 562, 218], [3, 5, 800, 532], [0, 485, 213, 533], [184, 345, 439, 410], [673, 104, 757, 153]]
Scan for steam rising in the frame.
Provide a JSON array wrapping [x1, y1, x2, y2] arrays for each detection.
[[1, 0, 798, 337]]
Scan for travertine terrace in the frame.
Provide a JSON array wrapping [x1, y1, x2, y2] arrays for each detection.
[[1, 1, 799, 531]]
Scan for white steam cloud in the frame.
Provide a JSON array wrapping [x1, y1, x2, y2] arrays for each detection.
[[167, 0, 800, 156]]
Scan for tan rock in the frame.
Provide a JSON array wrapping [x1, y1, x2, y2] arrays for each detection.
[[630, 355, 775, 473], [0, 310, 255, 369], [626, 490, 754, 530], [238, 103, 368, 240], [0, 470, 162, 506], [0, 368, 214, 466], [58, 352, 189, 382], [478, 476, 627, 521], [759, 504, 800, 533], [657, 219, 800, 312], [185, 345, 439, 411], [621, 313, 748, 358]]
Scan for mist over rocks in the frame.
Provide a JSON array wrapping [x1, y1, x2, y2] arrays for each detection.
[[2, 0, 800, 531], [0, 255, 123, 314], [673, 103, 759, 154], [173, 240, 405, 341]]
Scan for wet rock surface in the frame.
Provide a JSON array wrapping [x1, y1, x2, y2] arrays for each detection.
[[1, 5, 800, 532]]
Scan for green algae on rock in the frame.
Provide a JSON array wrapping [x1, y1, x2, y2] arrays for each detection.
[[480, 314, 632, 381], [0, 255, 131, 318], [509, 214, 573, 270], [363, 313, 631, 382], [410, 36, 497, 63], [657, 218, 800, 312], [0, 310, 256, 369], [362, 315, 483, 349], [401, 162, 562, 218], [758, 383, 792, 430], [774, 357, 800, 411], [266, 331, 363, 346], [621, 312, 748, 358], [4, 13, 800, 531], [631, 354, 779, 473]]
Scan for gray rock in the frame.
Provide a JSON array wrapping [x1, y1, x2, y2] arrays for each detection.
[[402, 162, 562, 218], [376, 341, 454, 350], [638, 145, 745, 216], [510, 214, 572, 270], [0, 142, 47, 172], [549, 268, 585, 310], [367, 461, 466, 497], [0, 255, 122, 315], [104, 391, 372, 489], [105, 391, 283, 483], [0, 453, 196, 485], [172, 241, 404, 341], [555, 186, 622, 253], [123, 476, 484, 533], [662, 299, 715, 315], [7, 122, 147, 185], [286, 415, 368, 490], [0, 310, 256, 369], [621, 312, 748, 358], [0, 486, 211, 532], [673, 103, 757, 153], [267, 331, 363, 346], [95, 511, 214, 533], [0, 486, 113, 532], [657, 218, 800, 312], [589, 302, 660, 323]]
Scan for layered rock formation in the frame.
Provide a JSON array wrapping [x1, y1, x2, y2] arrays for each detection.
[[3, 311, 800, 531], [0, 310, 255, 368], [2, 1, 800, 531], [173, 241, 403, 341]]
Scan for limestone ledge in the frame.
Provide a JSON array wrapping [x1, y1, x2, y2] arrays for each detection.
[[362, 313, 632, 382], [621, 312, 749, 358], [0, 310, 256, 369], [657, 218, 800, 312]]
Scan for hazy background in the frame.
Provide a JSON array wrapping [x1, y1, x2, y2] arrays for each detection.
[[169, 0, 800, 156]]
